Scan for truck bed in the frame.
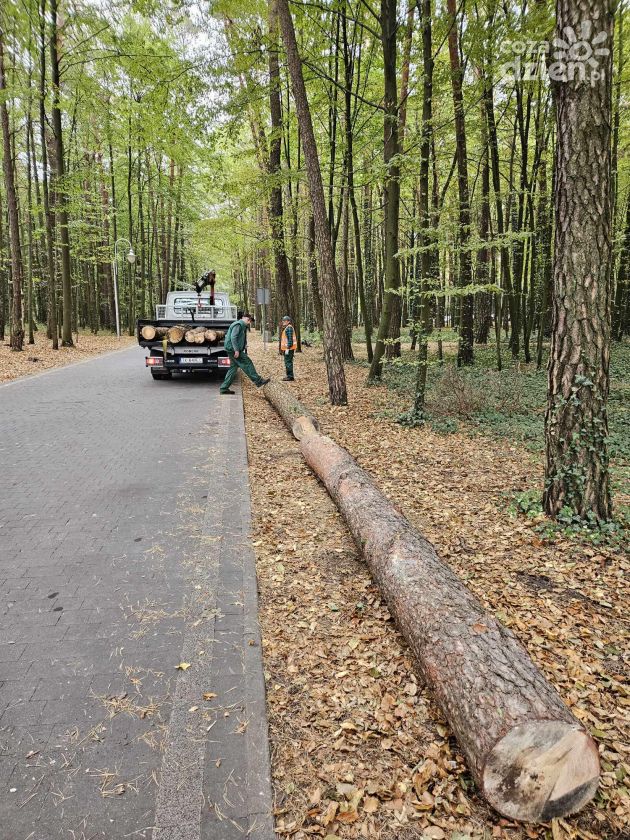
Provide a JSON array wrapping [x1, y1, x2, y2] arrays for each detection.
[[136, 318, 234, 347], [137, 318, 234, 376]]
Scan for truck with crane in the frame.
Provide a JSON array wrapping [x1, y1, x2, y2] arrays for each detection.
[[136, 271, 237, 380]]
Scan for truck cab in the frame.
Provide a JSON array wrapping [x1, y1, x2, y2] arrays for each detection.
[[155, 291, 236, 322]]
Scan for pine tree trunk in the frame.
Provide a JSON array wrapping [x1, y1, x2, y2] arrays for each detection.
[[543, 0, 613, 522], [276, 0, 347, 405]]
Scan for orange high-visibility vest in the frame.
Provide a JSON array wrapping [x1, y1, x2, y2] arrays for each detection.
[[281, 325, 297, 351]]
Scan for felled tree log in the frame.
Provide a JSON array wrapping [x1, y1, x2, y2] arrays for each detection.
[[204, 329, 217, 343], [141, 325, 170, 340], [166, 325, 186, 344], [184, 327, 206, 344], [262, 384, 600, 823], [263, 382, 320, 438]]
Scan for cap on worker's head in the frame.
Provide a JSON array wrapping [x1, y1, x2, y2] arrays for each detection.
[[281, 315, 292, 322]]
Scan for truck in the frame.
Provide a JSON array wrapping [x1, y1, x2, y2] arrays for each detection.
[[136, 272, 238, 380]]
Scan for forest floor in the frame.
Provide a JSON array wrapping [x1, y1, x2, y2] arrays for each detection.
[[242, 333, 629, 840], [0, 330, 135, 383]]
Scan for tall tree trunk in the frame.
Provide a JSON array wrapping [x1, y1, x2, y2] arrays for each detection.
[[97, 153, 115, 328], [138, 157, 146, 319], [268, 0, 296, 320], [276, 0, 348, 405], [536, 150, 553, 368], [26, 110, 36, 345], [38, 0, 57, 348], [0, 28, 24, 350], [446, 0, 473, 365], [612, 199, 629, 341], [368, 0, 401, 380], [49, 0, 73, 346], [543, 0, 613, 522], [409, 0, 436, 419], [386, 1, 414, 360]]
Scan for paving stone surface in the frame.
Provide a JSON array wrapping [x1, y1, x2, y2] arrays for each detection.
[[0, 348, 274, 840]]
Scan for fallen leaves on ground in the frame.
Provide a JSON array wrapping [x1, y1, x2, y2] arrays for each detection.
[[0, 330, 134, 382], [243, 335, 629, 840]]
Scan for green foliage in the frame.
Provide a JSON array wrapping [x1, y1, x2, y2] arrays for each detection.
[[509, 490, 630, 549], [380, 335, 630, 541]]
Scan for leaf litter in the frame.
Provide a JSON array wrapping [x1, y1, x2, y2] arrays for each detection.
[[0, 332, 135, 383], [242, 336, 628, 840]]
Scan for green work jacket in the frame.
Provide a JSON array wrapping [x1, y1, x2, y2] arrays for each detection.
[[224, 319, 248, 354]]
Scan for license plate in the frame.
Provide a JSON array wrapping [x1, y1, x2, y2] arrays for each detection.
[[180, 357, 204, 364]]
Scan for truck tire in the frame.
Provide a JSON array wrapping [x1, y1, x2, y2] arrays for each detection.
[[151, 370, 172, 380]]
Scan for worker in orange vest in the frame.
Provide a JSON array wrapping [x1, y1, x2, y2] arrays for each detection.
[[280, 315, 297, 381]]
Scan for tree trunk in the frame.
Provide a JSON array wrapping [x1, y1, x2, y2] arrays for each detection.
[[38, 0, 57, 349], [543, 0, 613, 522], [612, 198, 629, 341], [368, 0, 401, 379], [268, 1, 296, 321], [409, 0, 435, 420], [49, 0, 73, 347], [276, 0, 348, 405], [446, 0, 473, 365], [263, 383, 600, 823], [25, 109, 36, 345], [0, 30, 24, 351]]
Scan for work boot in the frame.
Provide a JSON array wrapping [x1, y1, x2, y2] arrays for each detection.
[[282, 377, 294, 382], [257, 378, 270, 387], [220, 389, 236, 395]]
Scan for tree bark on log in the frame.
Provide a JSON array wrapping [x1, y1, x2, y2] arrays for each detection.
[[262, 384, 600, 822]]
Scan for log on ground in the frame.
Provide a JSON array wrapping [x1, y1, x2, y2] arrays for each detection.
[[262, 382, 320, 438], [262, 383, 600, 823]]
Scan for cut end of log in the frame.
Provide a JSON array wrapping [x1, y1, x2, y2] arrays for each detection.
[[291, 415, 320, 440], [482, 721, 600, 822]]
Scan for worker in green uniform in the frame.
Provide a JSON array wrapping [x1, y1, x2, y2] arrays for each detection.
[[280, 315, 297, 381], [220, 313, 270, 395]]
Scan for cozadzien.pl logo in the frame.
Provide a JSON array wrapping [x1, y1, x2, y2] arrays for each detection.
[[500, 20, 610, 86]]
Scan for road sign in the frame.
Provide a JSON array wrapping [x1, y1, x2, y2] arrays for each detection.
[[256, 288, 270, 305]]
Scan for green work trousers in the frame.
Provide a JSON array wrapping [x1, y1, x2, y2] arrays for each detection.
[[283, 350, 294, 379], [220, 351, 264, 392]]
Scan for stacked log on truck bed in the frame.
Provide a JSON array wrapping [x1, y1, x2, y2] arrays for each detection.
[[140, 325, 225, 345]]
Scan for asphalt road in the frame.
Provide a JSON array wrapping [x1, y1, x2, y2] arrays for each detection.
[[0, 346, 273, 840]]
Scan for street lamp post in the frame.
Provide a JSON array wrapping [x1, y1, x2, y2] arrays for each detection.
[[112, 238, 136, 338]]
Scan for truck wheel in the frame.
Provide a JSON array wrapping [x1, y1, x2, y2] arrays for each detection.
[[151, 370, 172, 380]]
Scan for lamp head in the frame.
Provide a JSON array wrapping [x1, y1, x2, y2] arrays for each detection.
[[127, 248, 136, 265]]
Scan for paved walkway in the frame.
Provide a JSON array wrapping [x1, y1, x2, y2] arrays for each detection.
[[0, 347, 274, 840]]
